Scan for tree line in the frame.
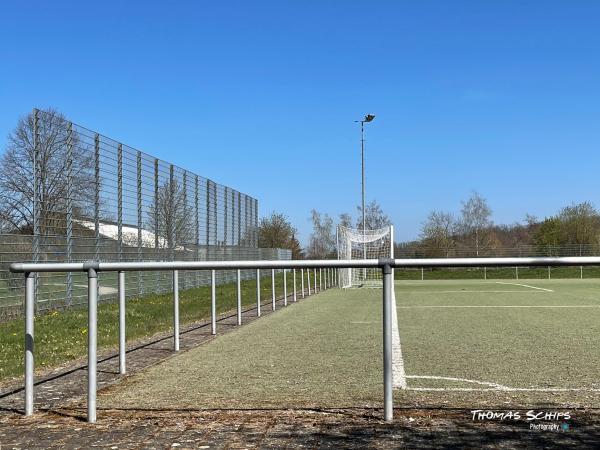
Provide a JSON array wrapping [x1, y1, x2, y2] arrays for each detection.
[[258, 200, 391, 259], [404, 191, 600, 258]]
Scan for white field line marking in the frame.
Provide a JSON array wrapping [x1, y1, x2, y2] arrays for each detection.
[[406, 375, 511, 390], [495, 282, 554, 292], [392, 286, 407, 389], [396, 305, 600, 309], [404, 375, 600, 392], [402, 290, 546, 294], [407, 387, 600, 392]]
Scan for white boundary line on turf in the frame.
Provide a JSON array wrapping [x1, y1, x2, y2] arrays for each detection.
[[391, 286, 407, 389], [495, 281, 554, 292], [407, 386, 600, 392], [404, 375, 600, 392], [402, 290, 547, 294], [396, 305, 600, 309]]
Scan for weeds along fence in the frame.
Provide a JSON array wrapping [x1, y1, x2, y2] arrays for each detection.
[[0, 109, 291, 321], [394, 244, 600, 280]]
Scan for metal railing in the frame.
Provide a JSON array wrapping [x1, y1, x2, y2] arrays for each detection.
[[10, 256, 600, 424]]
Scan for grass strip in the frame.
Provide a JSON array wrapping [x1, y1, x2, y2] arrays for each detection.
[[0, 270, 318, 383]]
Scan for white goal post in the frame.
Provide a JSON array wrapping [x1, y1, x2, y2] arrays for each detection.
[[337, 225, 394, 288]]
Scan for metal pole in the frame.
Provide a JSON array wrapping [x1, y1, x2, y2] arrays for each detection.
[[548, 266, 551, 280], [173, 270, 180, 350], [118, 271, 126, 373], [87, 268, 98, 423], [237, 269, 242, 325], [283, 269, 288, 306], [382, 264, 393, 422], [421, 267, 424, 281], [361, 120, 366, 260], [271, 268, 276, 311], [256, 269, 261, 317], [301, 268, 305, 298], [320, 268, 323, 291], [24, 272, 35, 416], [293, 268, 297, 302], [516, 266, 519, 280], [211, 269, 217, 334], [314, 268, 317, 293], [307, 269, 311, 296]]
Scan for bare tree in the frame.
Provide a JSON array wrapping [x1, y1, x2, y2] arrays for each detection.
[[356, 200, 391, 230], [258, 212, 303, 259], [421, 211, 456, 257], [339, 212, 353, 229], [0, 109, 94, 235], [147, 179, 193, 249], [459, 191, 492, 256], [306, 210, 336, 258]]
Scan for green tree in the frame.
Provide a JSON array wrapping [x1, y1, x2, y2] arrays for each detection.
[[258, 212, 303, 259]]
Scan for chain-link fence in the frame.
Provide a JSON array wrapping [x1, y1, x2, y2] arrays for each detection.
[[0, 109, 291, 321]]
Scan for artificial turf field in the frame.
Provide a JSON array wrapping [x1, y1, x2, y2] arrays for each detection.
[[100, 279, 600, 411]]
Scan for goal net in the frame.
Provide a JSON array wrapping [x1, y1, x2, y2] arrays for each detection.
[[337, 225, 394, 288]]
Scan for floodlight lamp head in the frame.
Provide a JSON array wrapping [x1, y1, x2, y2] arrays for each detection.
[[364, 114, 375, 123]]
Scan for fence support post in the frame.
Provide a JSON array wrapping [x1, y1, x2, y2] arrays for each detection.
[[118, 271, 126, 372], [24, 272, 35, 416], [307, 269, 311, 296], [320, 268, 323, 291], [283, 269, 288, 306], [301, 268, 305, 298], [314, 268, 317, 293], [237, 269, 242, 325], [293, 268, 297, 302], [271, 269, 276, 311], [256, 269, 261, 317], [173, 270, 180, 351], [211, 270, 217, 334], [87, 268, 98, 424], [382, 263, 393, 422]]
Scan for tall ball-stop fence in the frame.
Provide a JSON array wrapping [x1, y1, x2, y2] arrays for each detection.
[[0, 109, 290, 321]]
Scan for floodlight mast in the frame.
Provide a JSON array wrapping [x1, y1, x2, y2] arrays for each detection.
[[356, 114, 375, 281]]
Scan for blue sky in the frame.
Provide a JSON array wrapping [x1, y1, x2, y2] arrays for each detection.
[[1, 1, 599, 243]]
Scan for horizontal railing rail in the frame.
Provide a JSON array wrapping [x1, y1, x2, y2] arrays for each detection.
[[10, 256, 600, 424]]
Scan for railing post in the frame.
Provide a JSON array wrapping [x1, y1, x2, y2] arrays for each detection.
[[320, 268, 323, 291], [382, 263, 393, 422], [283, 269, 288, 306], [307, 269, 311, 296], [87, 267, 98, 423], [271, 268, 276, 311], [211, 269, 217, 335], [173, 270, 180, 351], [301, 268, 305, 298], [24, 272, 35, 416], [237, 269, 242, 325], [314, 268, 317, 293], [118, 271, 126, 373], [293, 268, 297, 302], [256, 269, 261, 317]]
